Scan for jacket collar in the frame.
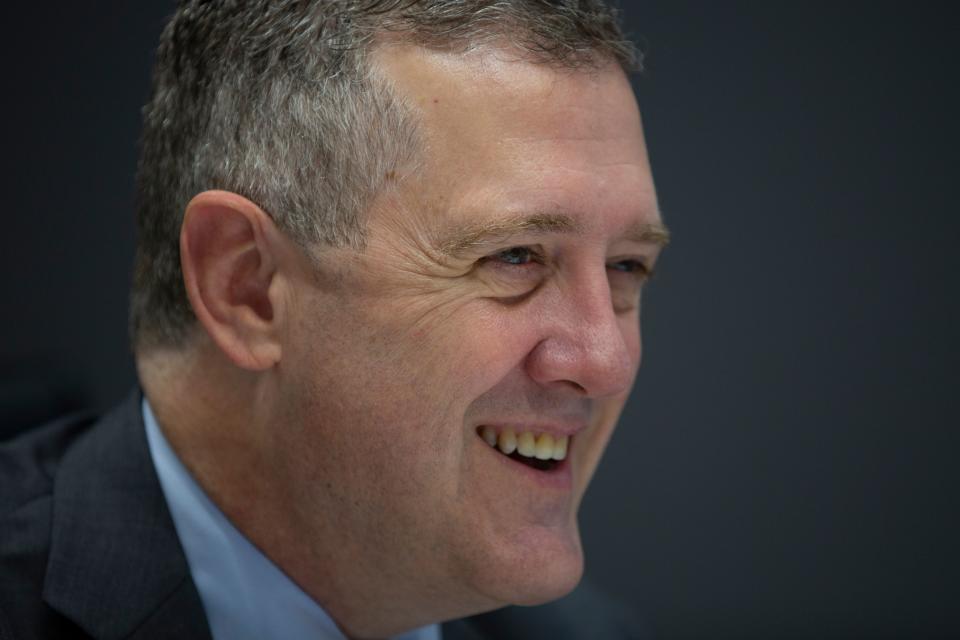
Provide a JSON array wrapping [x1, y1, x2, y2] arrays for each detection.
[[42, 389, 211, 640]]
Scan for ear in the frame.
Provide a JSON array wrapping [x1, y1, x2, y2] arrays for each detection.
[[180, 190, 285, 370]]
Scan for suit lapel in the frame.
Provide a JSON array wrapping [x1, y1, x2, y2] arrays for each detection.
[[41, 389, 212, 640]]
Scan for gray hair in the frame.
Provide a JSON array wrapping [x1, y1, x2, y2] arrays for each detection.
[[130, 0, 638, 350]]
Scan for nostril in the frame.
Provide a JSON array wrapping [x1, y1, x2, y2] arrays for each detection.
[[563, 380, 587, 394]]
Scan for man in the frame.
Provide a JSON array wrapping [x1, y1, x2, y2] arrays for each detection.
[[0, 1, 668, 638]]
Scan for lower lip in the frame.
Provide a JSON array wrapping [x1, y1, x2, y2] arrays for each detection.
[[480, 436, 574, 491]]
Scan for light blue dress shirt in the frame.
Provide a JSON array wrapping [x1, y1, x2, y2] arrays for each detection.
[[143, 399, 442, 640]]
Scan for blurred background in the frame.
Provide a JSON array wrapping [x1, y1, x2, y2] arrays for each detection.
[[1, 2, 957, 638]]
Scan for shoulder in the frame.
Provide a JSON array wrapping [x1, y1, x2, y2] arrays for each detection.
[[1, 389, 210, 640], [0, 410, 98, 514], [0, 410, 100, 639]]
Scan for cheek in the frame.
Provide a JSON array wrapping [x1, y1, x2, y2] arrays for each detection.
[[568, 316, 640, 504], [392, 293, 538, 391], [570, 395, 629, 510], [289, 288, 525, 463], [621, 311, 643, 376]]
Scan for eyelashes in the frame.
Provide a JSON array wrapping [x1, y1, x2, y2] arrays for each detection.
[[483, 246, 652, 279], [607, 259, 650, 277], [487, 246, 542, 267]]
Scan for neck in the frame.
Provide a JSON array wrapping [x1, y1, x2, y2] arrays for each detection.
[[137, 339, 275, 533]]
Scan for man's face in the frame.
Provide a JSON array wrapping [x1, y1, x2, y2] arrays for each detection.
[[274, 44, 664, 617]]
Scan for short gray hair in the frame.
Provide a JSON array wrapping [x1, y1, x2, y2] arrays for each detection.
[[130, 0, 638, 350]]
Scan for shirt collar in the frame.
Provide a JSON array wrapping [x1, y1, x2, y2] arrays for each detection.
[[143, 398, 441, 640]]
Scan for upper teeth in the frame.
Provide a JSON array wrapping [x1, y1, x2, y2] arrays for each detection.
[[480, 426, 568, 461]]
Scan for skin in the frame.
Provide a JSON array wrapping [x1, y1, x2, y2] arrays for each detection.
[[139, 43, 664, 639]]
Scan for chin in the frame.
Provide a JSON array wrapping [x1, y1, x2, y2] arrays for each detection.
[[470, 523, 585, 609], [507, 557, 584, 607]]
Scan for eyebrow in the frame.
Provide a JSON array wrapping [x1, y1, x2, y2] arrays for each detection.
[[623, 220, 672, 246], [437, 213, 577, 257], [435, 212, 671, 258]]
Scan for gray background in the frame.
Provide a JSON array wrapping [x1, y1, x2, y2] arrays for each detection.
[[2, 2, 957, 637]]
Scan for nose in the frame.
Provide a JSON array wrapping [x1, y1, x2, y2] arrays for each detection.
[[524, 274, 639, 399]]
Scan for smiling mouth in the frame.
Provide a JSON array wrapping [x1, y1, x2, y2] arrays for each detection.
[[477, 425, 569, 472]]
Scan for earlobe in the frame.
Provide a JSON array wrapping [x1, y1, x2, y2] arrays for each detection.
[[180, 190, 284, 370]]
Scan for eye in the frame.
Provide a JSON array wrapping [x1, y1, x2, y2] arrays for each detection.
[[607, 259, 650, 276], [607, 259, 651, 314], [476, 246, 547, 298], [491, 246, 539, 266]]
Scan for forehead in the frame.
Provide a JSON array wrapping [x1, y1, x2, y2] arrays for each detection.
[[372, 43, 659, 240]]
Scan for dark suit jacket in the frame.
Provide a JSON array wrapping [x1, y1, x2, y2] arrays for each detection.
[[0, 390, 647, 640]]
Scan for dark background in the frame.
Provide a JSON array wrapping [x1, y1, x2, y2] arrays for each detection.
[[2, 2, 957, 638]]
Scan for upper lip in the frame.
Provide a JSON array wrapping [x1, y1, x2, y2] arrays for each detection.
[[474, 420, 588, 438]]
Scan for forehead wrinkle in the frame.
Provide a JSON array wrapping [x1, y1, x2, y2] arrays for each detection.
[[435, 212, 579, 258]]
